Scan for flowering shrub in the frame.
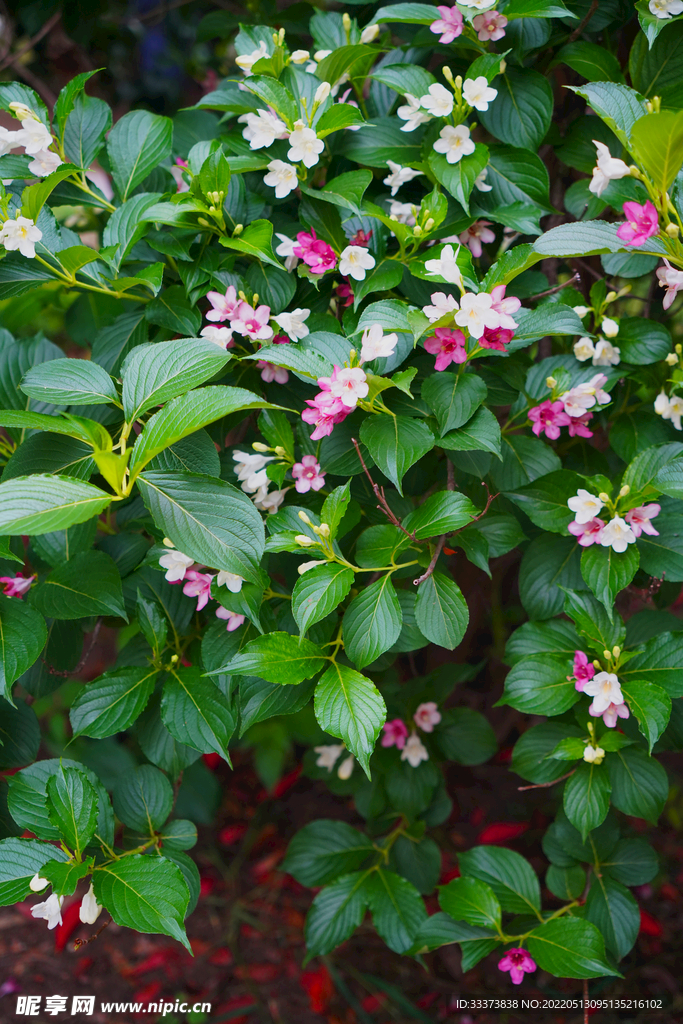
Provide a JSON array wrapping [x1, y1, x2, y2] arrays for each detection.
[[0, 0, 682, 995]]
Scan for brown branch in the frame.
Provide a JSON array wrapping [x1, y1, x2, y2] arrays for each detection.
[[414, 536, 446, 586], [530, 272, 580, 302], [518, 769, 575, 791], [351, 437, 418, 540], [414, 481, 498, 587], [568, 0, 598, 43], [73, 916, 111, 949], [45, 619, 102, 678], [0, 9, 61, 73]]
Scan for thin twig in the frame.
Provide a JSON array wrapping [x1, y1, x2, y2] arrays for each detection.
[[518, 769, 575, 791], [0, 9, 61, 73], [414, 481, 498, 587], [351, 437, 417, 540], [73, 916, 111, 949], [530, 272, 580, 301], [45, 619, 102, 678], [414, 537, 446, 586], [568, 0, 599, 43]]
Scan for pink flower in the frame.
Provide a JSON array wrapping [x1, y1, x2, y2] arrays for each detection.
[[293, 230, 337, 275], [182, 570, 214, 611], [498, 948, 536, 986], [599, 701, 630, 729], [473, 10, 508, 41], [0, 573, 35, 598], [292, 455, 325, 493], [381, 719, 409, 749], [616, 200, 659, 247], [414, 702, 441, 733], [424, 327, 467, 371], [429, 5, 463, 43], [336, 280, 354, 307], [573, 650, 595, 692], [302, 391, 350, 440], [206, 285, 241, 323], [459, 220, 495, 258], [568, 517, 604, 547], [318, 366, 369, 408], [624, 504, 660, 538], [256, 360, 289, 384], [489, 284, 521, 329], [479, 325, 514, 351], [566, 411, 593, 438], [216, 606, 245, 631], [231, 302, 274, 341], [528, 400, 570, 440], [657, 258, 683, 310], [272, 333, 290, 345]]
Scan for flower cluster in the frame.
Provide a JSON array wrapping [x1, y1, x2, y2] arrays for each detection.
[[381, 702, 442, 767], [421, 282, 520, 370], [30, 875, 102, 930], [158, 538, 246, 632], [398, 76, 497, 165], [567, 488, 660, 551], [572, 652, 631, 729], [530, 373, 611, 440]]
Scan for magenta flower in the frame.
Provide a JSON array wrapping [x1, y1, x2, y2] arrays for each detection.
[[293, 230, 337, 275], [573, 650, 595, 692], [566, 411, 593, 438], [624, 503, 660, 537], [0, 573, 35, 598], [424, 327, 467, 371], [182, 570, 214, 611], [205, 285, 241, 323], [459, 220, 495, 258], [256, 360, 288, 384], [292, 455, 325, 493], [301, 391, 350, 440], [414, 702, 441, 733], [528, 400, 570, 440], [473, 11, 508, 41], [216, 606, 245, 631], [479, 325, 514, 352], [600, 701, 630, 728], [429, 5, 464, 43], [568, 517, 604, 547], [498, 948, 536, 985], [231, 301, 273, 341], [381, 719, 409, 749], [616, 200, 659, 247]]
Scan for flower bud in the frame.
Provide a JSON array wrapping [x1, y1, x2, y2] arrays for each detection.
[[314, 81, 331, 105], [593, 659, 601, 668], [252, 442, 270, 452], [252, 293, 259, 306], [424, 217, 435, 231], [666, 222, 680, 238], [342, 12, 351, 29], [666, 352, 679, 366], [233, 224, 244, 236], [499, 59, 506, 74], [291, 49, 310, 64], [598, 492, 610, 503], [612, 646, 621, 658], [318, 523, 331, 538], [677, 344, 682, 354], [162, 537, 176, 548], [274, 446, 288, 458], [278, 27, 285, 44], [198, 218, 210, 226], [629, 165, 641, 177], [618, 484, 630, 497], [8, 102, 34, 120], [601, 316, 619, 337], [360, 23, 379, 43], [413, 225, 423, 236], [646, 101, 654, 114], [298, 559, 326, 575], [295, 534, 315, 546], [170, 653, 179, 663], [298, 510, 312, 524], [442, 66, 455, 85], [546, 376, 557, 388]]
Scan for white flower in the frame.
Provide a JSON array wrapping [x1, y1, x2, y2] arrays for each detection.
[[360, 23, 380, 43], [239, 109, 286, 149], [263, 159, 298, 199], [16, 117, 53, 155], [253, 487, 287, 513], [423, 291, 459, 323], [200, 325, 233, 349], [433, 124, 476, 165], [650, 0, 683, 17], [421, 83, 454, 119], [314, 49, 332, 61], [655, 391, 671, 417], [666, 352, 679, 366], [574, 336, 596, 362], [397, 93, 431, 132], [454, 291, 500, 340], [287, 121, 324, 168], [425, 243, 463, 287], [79, 883, 102, 925], [462, 76, 498, 112], [235, 41, 268, 75], [668, 396, 683, 429], [592, 338, 620, 367], [216, 570, 244, 593], [583, 744, 605, 764], [568, 488, 604, 524], [29, 873, 48, 892], [314, 81, 331, 105], [315, 743, 345, 770], [573, 305, 590, 317], [600, 516, 636, 553], [0, 216, 42, 259], [233, 450, 275, 487], [401, 732, 430, 768], [275, 233, 299, 271], [273, 307, 310, 340], [339, 245, 375, 281], [388, 200, 417, 226], [31, 893, 64, 930], [0, 126, 21, 156], [26, 148, 62, 177], [601, 317, 619, 338], [337, 754, 355, 779], [329, 366, 369, 408], [560, 374, 610, 417], [588, 140, 630, 198], [474, 167, 492, 192], [360, 323, 398, 363], [583, 671, 624, 714], [159, 549, 194, 583], [290, 49, 310, 63], [298, 559, 327, 574], [8, 102, 35, 120], [383, 160, 423, 196]]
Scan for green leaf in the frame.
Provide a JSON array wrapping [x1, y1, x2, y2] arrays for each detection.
[[20, 165, 81, 221], [145, 286, 201, 337], [526, 918, 621, 979], [129, 386, 278, 477], [569, 82, 647, 150], [343, 575, 402, 669], [102, 192, 164, 271], [7, 759, 113, 847], [0, 474, 112, 535], [509, 304, 586, 349], [437, 708, 497, 766], [631, 110, 683, 192], [137, 470, 264, 583], [107, 109, 173, 201], [620, 631, 683, 697], [409, 913, 498, 966], [563, 762, 612, 840], [283, 820, 374, 886], [161, 667, 235, 763], [606, 746, 669, 823], [20, 358, 117, 407], [0, 596, 47, 703], [370, 63, 436, 96], [459, 846, 541, 917], [630, 21, 683, 110], [562, 589, 626, 653], [546, 864, 586, 901], [93, 854, 191, 952], [0, 838, 68, 907], [366, 868, 427, 954], [555, 41, 625, 83], [403, 492, 477, 540], [636, 0, 683, 45], [621, 680, 671, 752], [506, 470, 583, 535], [479, 67, 552, 152], [157, 819, 197, 851], [389, 835, 441, 895], [504, 0, 576, 14], [415, 571, 468, 651], [112, 765, 173, 834], [506, 618, 580, 665], [501, 654, 578, 716], [512, 722, 585, 783], [316, 44, 378, 86], [70, 667, 158, 739], [585, 875, 639, 960], [63, 93, 111, 169], [292, 564, 354, 637], [29, 550, 126, 620], [580, 543, 639, 618], [223, 632, 327, 684], [373, 3, 438, 24], [0, 697, 39, 769], [428, 145, 488, 215], [440, 407, 502, 458], [314, 663, 386, 777], [360, 415, 434, 495], [304, 870, 371, 958], [238, 676, 316, 736], [519, 535, 582, 621], [219, 220, 284, 271], [315, 103, 367, 137], [53, 69, 100, 137], [439, 876, 502, 931], [46, 765, 98, 857], [422, 372, 487, 436], [321, 482, 351, 540], [352, 259, 404, 309], [240, 75, 298, 125], [136, 592, 168, 656], [615, 318, 673, 365], [601, 837, 659, 886]]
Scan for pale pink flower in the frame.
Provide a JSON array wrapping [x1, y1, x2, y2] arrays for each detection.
[[568, 517, 604, 547], [301, 391, 350, 440], [423, 292, 459, 323], [182, 570, 214, 611], [573, 650, 595, 692], [292, 455, 325, 493], [216, 606, 245, 631], [205, 285, 241, 323], [600, 702, 630, 728], [459, 220, 495, 258], [473, 10, 508, 40], [318, 365, 369, 408], [382, 719, 409, 749], [256, 360, 289, 384], [624, 504, 660, 537], [200, 325, 234, 349], [657, 258, 683, 310], [528, 400, 570, 440], [424, 327, 467, 371], [231, 302, 274, 341], [489, 285, 521, 329], [600, 516, 636, 553], [498, 948, 536, 985], [0, 573, 35, 598], [429, 5, 464, 42], [414, 702, 441, 733], [616, 200, 659, 247], [159, 549, 194, 582], [566, 411, 593, 438]]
